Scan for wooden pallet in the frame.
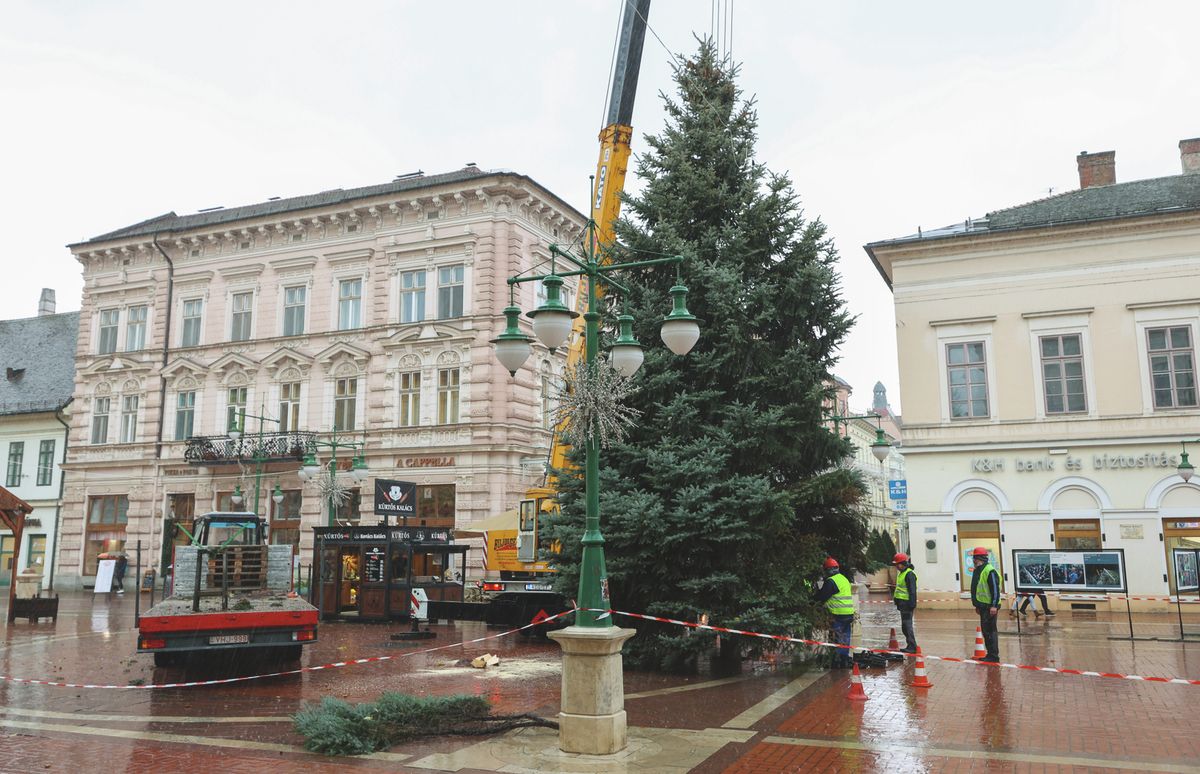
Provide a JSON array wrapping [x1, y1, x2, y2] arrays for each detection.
[[204, 545, 267, 591]]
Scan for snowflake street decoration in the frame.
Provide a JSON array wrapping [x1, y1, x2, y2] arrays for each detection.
[[554, 360, 641, 448], [317, 468, 353, 510]]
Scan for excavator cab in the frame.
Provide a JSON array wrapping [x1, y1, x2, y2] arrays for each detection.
[[517, 497, 560, 562]]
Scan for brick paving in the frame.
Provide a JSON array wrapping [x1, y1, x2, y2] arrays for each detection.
[[3, 591, 1200, 772]]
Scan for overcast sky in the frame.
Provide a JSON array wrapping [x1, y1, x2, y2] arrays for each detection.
[[3, 1, 1198, 412]]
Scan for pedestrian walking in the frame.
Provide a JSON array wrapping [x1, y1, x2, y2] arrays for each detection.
[[814, 557, 856, 669], [113, 553, 128, 594], [1020, 589, 1054, 618], [969, 547, 1000, 662], [892, 552, 918, 653]]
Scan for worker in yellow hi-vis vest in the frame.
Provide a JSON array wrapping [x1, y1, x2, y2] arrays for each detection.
[[814, 557, 855, 669], [969, 547, 1001, 662], [892, 552, 918, 653]]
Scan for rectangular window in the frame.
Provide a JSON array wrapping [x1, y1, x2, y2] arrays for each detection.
[[437, 368, 460, 424], [282, 286, 306, 336], [181, 299, 203, 347], [226, 387, 247, 432], [946, 341, 989, 419], [125, 305, 147, 351], [335, 487, 362, 524], [541, 372, 553, 430], [1040, 334, 1087, 414], [338, 278, 362, 330], [1148, 326, 1197, 409], [230, 291, 253, 341], [334, 378, 357, 431], [0, 536, 12, 579], [91, 397, 110, 444], [416, 484, 455, 528], [175, 391, 196, 441], [26, 535, 46, 571], [5, 442, 23, 487], [401, 271, 426, 323], [120, 395, 138, 443], [399, 371, 421, 427], [270, 489, 303, 554], [98, 309, 119, 354], [84, 495, 128, 575], [1054, 519, 1101, 550], [279, 382, 301, 432], [36, 440, 54, 486], [437, 265, 464, 319]]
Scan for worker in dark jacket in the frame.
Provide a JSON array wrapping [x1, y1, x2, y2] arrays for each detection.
[[969, 547, 1000, 662], [892, 552, 918, 653], [813, 557, 855, 668]]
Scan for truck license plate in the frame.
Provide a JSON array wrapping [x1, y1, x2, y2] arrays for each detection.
[[524, 583, 553, 591], [209, 634, 250, 645]]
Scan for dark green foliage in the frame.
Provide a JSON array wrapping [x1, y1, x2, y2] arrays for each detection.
[[548, 40, 869, 671], [293, 693, 490, 756], [866, 529, 899, 571]]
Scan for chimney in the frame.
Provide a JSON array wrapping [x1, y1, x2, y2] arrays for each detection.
[[1180, 138, 1200, 175], [1077, 150, 1116, 189], [37, 288, 55, 316]]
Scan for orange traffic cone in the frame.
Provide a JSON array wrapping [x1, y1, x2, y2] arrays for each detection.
[[911, 647, 932, 688], [846, 662, 869, 701], [888, 627, 899, 650], [972, 626, 986, 660]]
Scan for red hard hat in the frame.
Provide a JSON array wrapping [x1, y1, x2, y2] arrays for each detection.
[[892, 552, 909, 564], [823, 557, 839, 570], [971, 547, 990, 557]]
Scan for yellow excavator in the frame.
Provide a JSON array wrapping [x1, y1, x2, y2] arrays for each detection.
[[470, 0, 652, 626]]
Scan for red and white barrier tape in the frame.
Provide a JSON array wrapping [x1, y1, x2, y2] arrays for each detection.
[[0, 611, 574, 691], [577, 608, 1200, 687], [867, 590, 1200, 604]]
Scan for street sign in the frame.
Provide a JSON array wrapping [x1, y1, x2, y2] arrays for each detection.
[[892, 500, 907, 511], [888, 480, 907, 499]]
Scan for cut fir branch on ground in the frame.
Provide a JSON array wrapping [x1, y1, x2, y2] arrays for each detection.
[[292, 692, 558, 756]]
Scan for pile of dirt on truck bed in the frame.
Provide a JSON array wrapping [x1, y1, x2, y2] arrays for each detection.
[[143, 592, 314, 616]]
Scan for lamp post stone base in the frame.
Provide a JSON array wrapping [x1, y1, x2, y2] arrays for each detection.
[[547, 625, 636, 755]]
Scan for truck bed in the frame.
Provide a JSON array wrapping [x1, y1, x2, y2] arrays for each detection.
[[138, 591, 318, 655]]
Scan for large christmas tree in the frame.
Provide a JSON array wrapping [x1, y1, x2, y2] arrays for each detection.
[[549, 41, 868, 671]]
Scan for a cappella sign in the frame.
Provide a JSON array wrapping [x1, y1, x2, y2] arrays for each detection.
[[396, 456, 455, 468], [970, 451, 1180, 474]]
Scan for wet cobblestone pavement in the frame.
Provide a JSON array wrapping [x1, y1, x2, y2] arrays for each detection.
[[1, 591, 1199, 772]]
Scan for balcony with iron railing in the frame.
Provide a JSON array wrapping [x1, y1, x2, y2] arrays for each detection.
[[183, 432, 318, 466]]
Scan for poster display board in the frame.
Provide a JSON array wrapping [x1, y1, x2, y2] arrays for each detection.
[[363, 545, 387, 584], [1013, 548, 1126, 593], [1173, 548, 1200, 593]]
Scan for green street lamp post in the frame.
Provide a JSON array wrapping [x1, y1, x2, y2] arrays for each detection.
[[1177, 438, 1200, 482], [229, 408, 290, 518], [494, 219, 699, 629], [826, 411, 893, 463], [297, 427, 370, 527], [492, 204, 699, 755]]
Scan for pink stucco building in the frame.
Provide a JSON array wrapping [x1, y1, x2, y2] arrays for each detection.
[[58, 167, 582, 588]]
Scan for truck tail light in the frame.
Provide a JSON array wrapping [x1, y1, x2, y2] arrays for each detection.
[[292, 628, 316, 642], [482, 582, 504, 592], [140, 637, 166, 650]]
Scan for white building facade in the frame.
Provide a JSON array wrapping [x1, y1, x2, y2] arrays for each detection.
[[0, 293, 76, 589], [58, 167, 582, 588], [866, 141, 1200, 610]]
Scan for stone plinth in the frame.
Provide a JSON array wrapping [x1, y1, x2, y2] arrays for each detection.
[[547, 624, 636, 755]]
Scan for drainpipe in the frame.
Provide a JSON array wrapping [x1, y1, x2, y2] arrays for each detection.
[[48, 398, 73, 591], [152, 235, 175, 460], [152, 236, 175, 585]]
